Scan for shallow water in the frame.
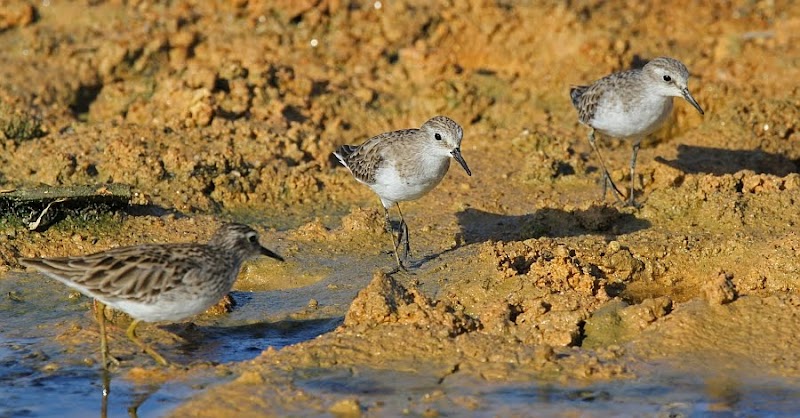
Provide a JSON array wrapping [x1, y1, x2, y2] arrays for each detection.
[[0, 356, 189, 418], [288, 365, 800, 416], [0, 272, 341, 417]]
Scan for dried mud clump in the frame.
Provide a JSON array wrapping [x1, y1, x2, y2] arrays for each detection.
[[0, 103, 43, 142], [703, 271, 737, 305], [0, 2, 36, 32], [257, 269, 627, 383], [0, 235, 21, 271], [489, 240, 601, 291], [343, 271, 479, 338], [472, 239, 609, 347], [732, 231, 800, 294], [509, 127, 578, 183], [599, 240, 647, 285], [582, 297, 673, 348], [339, 207, 385, 235]]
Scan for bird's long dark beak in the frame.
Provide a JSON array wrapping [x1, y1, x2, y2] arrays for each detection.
[[451, 148, 472, 176], [260, 246, 284, 261], [682, 88, 704, 115]]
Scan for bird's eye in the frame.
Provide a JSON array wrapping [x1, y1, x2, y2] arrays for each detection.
[[248, 234, 258, 243], [663, 75, 672, 82], [434, 133, 442, 141]]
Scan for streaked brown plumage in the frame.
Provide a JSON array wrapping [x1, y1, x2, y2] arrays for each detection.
[[20, 223, 283, 368], [570, 57, 704, 206], [333, 116, 471, 270]]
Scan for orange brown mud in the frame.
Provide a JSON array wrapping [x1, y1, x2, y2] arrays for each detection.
[[1, 0, 799, 415]]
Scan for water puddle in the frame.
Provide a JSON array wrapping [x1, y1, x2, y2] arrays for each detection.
[[0, 354, 188, 418], [0, 272, 343, 417], [293, 366, 800, 416]]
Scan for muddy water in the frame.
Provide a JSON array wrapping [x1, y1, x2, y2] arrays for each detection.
[[0, 266, 343, 417], [2, 0, 800, 416]]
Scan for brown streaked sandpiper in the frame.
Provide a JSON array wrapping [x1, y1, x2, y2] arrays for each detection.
[[20, 223, 283, 369], [570, 56, 704, 206], [334, 115, 471, 271]]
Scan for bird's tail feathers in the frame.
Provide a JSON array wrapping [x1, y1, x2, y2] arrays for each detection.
[[333, 145, 357, 168], [569, 85, 589, 107]]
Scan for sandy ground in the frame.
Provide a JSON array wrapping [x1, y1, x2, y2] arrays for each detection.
[[2, 0, 800, 415]]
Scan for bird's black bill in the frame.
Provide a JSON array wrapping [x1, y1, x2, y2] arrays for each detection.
[[682, 88, 705, 115], [260, 246, 284, 261], [451, 148, 472, 176]]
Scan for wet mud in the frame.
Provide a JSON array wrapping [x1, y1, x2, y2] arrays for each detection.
[[1, 0, 800, 416]]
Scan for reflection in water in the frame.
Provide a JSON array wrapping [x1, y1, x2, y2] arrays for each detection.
[[101, 370, 110, 418], [704, 375, 742, 413], [167, 316, 342, 364], [304, 367, 800, 416], [98, 369, 155, 418], [127, 388, 151, 418]]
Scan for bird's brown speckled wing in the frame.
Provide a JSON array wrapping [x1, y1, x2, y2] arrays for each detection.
[[572, 69, 640, 124], [335, 128, 419, 185], [20, 244, 214, 304], [569, 86, 597, 123]]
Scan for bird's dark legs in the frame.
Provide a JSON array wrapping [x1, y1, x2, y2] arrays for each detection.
[[395, 203, 411, 260], [587, 129, 626, 203], [628, 140, 641, 207], [384, 207, 407, 271]]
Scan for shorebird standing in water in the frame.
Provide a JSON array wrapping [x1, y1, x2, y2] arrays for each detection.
[[21, 223, 283, 368]]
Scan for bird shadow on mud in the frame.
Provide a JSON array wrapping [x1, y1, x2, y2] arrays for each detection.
[[163, 315, 342, 364], [414, 205, 649, 268], [656, 145, 799, 176], [123, 204, 186, 218], [454, 205, 651, 246]]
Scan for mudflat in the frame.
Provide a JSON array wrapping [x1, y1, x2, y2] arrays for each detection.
[[1, 1, 799, 416]]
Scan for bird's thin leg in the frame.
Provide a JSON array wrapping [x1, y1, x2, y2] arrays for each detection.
[[384, 206, 406, 271], [587, 129, 625, 202], [395, 203, 411, 260], [94, 300, 119, 369], [628, 140, 642, 207], [126, 320, 169, 366]]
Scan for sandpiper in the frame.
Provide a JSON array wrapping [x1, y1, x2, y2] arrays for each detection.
[[570, 56, 704, 206], [20, 223, 283, 369], [334, 115, 471, 270]]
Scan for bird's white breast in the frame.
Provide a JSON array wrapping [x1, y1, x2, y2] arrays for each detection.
[[111, 297, 214, 322], [369, 152, 451, 207], [99, 271, 236, 323], [591, 94, 674, 139]]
